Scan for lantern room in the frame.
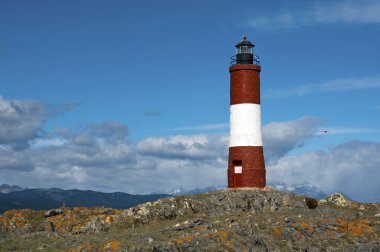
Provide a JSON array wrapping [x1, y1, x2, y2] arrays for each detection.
[[234, 36, 259, 65]]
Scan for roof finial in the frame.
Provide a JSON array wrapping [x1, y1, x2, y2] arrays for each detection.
[[242, 35, 247, 40]]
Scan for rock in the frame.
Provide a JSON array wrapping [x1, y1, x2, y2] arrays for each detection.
[[356, 212, 364, 218], [284, 217, 294, 223], [44, 208, 63, 218], [320, 192, 353, 207], [305, 197, 318, 209], [0, 189, 379, 251], [102, 240, 120, 251], [36, 244, 48, 250]]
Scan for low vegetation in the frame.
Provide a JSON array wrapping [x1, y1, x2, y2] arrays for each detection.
[[0, 189, 379, 251]]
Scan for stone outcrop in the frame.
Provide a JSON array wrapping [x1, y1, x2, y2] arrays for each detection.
[[319, 192, 353, 207], [0, 188, 379, 251]]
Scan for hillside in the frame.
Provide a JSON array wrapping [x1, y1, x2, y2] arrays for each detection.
[[0, 188, 169, 214], [0, 188, 379, 251], [0, 182, 327, 214]]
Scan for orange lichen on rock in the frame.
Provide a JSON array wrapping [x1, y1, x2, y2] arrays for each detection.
[[336, 218, 374, 237], [3, 209, 35, 218], [272, 227, 281, 237], [68, 243, 97, 252], [0, 216, 10, 232], [194, 225, 205, 232], [319, 218, 333, 223], [101, 215, 115, 224], [2, 209, 35, 229], [48, 214, 83, 234], [102, 240, 121, 251], [218, 229, 234, 248], [106, 215, 114, 224], [205, 233, 213, 239], [299, 222, 314, 233], [324, 229, 336, 238], [172, 235, 193, 245], [0, 216, 9, 226]]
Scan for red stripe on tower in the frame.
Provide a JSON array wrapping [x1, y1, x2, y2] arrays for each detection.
[[228, 36, 266, 188]]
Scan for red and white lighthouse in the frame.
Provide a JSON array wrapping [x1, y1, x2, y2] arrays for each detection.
[[227, 36, 266, 188]]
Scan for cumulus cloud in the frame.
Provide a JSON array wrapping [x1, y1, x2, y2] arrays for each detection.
[[263, 116, 320, 161], [1, 101, 378, 202], [1, 114, 320, 193], [137, 134, 228, 160], [248, 0, 380, 31], [268, 141, 380, 202], [0, 148, 34, 171], [0, 97, 46, 147], [0, 97, 78, 149], [170, 123, 229, 131], [0, 132, 227, 193]]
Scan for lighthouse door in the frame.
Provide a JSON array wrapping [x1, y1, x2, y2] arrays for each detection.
[[233, 160, 242, 187]]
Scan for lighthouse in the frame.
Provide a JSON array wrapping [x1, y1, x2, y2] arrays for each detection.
[[227, 36, 266, 188]]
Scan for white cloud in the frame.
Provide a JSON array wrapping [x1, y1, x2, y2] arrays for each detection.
[[0, 96, 78, 149], [265, 75, 380, 98], [0, 148, 33, 171], [263, 117, 320, 161], [1, 117, 319, 193], [170, 123, 229, 131], [137, 134, 228, 160], [248, 0, 380, 30], [30, 138, 67, 148], [1, 101, 379, 201], [0, 96, 46, 147], [267, 140, 380, 202]]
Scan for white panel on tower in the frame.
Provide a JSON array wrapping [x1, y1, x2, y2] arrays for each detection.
[[230, 103, 263, 147], [234, 166, 242, 173]]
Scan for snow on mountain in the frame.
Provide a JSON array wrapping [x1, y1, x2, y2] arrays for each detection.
[[269, 182, 327, 199], [161, 182, 327, 199]]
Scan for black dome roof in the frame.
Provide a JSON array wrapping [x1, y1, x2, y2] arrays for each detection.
[[235, 36, 254, 48]]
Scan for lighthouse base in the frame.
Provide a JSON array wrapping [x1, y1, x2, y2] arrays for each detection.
[[227, 146, 266, 188]]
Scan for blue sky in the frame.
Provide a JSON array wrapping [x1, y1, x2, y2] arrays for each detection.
[[1, 0, 379, 201]]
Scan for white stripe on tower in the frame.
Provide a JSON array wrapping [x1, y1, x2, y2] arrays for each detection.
[[230, 103, 262, 147]]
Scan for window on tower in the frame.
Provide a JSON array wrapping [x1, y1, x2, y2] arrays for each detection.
[[233, 160, 242, 174]]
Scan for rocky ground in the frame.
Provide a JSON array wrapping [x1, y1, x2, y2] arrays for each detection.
[[0, 188, 379, 251]]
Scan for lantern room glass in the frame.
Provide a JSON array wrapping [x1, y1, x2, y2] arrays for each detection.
[[236, 46, 253, 54]]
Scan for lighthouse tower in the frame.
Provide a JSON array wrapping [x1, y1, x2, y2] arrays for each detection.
[[228, 36, 266, 188]]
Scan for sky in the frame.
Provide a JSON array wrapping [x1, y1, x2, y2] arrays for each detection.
[[1, 0, 379, 202]]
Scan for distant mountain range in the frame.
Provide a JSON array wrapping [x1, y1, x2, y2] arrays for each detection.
[[151, 185, 227, 196], [0, 182, 327, 214], [0, 184, 27, 194], [269, 182, 327, 199], [0, 185, 168, 214], [152, 182, 327, 199]]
